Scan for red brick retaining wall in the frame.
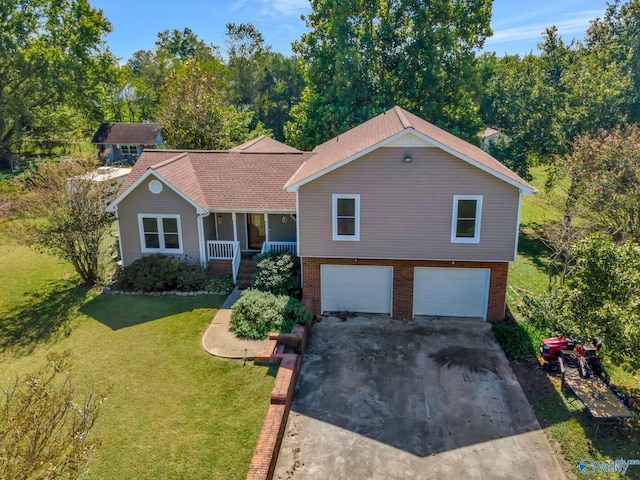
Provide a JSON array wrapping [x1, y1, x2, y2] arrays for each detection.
[[247, 325, 308, 480], [302, 257, 509, 322]]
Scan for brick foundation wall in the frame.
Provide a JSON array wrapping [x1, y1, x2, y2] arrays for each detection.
[[207, 260, 232, 277], [302, 257, 509, 323]]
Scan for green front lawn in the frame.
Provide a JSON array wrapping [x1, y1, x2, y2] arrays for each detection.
[[0, 227, 274, 479]]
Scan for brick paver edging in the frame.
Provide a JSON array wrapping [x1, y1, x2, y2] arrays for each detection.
[[246, 325, 308, 480]]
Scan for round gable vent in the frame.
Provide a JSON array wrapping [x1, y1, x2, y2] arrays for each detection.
[[149, 180, 163, 194]]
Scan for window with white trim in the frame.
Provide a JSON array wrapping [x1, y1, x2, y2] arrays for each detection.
[[451, 195, 483, 243], [332, 194, 360, 241], [138, 214, 183, 253]]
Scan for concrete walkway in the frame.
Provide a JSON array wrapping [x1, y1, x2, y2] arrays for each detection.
[[202, 287, 268, 359]]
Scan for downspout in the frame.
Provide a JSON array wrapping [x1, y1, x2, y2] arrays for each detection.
[[513, 191, 523, 263], [114, 205, 125, 267], [296, 189, 302, 288]]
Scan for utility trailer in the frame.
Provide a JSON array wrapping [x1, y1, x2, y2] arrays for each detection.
[[541, 337, 634, 437], [557, 348, 633, 437]]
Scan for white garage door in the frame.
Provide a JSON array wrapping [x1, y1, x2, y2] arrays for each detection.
[[413, 267, 490, 320], [321, 265, 393, 315]]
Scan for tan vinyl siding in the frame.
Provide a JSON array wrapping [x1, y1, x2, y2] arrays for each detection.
[[298, 147, 520, 262], [203, 214, 217, 242], [267, 214, 296, 242], [215, 213, 234, 241], [239, 214, 249, 250], [117, 177, 200, 265]]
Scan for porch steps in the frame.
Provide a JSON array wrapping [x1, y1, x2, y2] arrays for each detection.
[[236, 256, 258, 288]]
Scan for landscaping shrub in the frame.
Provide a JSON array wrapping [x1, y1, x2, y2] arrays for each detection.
[[519, 291, 568, 335], [252, 251, 301, 297], [492, 320, 546, 360], [230, 289, 311, 340], [205, 275, 234, 294], [176, 260, 209, 290], [125, 254, 180, 292]]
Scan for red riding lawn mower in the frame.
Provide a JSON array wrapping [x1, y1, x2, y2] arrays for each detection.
[[540, 335, 632, 407], [540, 336, 608, 381]]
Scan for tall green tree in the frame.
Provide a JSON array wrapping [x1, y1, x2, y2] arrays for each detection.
[[224, 24, 304, 141], [122, 28, 226, 122], [585, 0, 640, 122], [256, 53, 305, 141], [0, 0, 114, 159], [159, 61, 268, 150], [482, 28, 577, 172], [285, 0, 492, 150], [482, 6, 637, 175], [225, 23, 269, 107], [563, 125, 640, 241], [522, 235, 640, 370]]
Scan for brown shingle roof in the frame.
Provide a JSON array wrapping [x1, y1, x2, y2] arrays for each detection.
[[284, 106, 535, 193], [230, 135, 303, 153], [91, 122, 162, 145], [115, 149, 311, 212]]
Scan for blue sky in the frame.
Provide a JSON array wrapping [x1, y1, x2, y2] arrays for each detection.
[[91, 0, 611, 62]]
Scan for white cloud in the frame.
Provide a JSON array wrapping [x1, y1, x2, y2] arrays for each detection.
[[486, 10, 603, 46], [232, 0, 310, 17], [268, 0, 311, 16]]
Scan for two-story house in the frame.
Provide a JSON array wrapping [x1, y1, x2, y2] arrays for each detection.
[[106, 107, 536, 322]]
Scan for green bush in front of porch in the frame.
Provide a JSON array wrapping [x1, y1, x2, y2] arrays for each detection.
[[123, 254, 232, 294], [230, 289, 311, 340], [251, 251, 301, 298]]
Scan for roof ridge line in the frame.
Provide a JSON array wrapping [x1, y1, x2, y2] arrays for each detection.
[[394, 106, 412, 129], [150, 152, 188, 170], [234, 135, 266, 151]]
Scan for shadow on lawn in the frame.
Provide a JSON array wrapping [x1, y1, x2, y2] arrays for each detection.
[[517, 223, 550, 273], [0, 281, 89, 355], [80, 293, 223, 330]]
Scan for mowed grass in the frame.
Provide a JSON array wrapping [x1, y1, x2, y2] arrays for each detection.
[[507, 165, 564, 308], [0, 226, 275, 479], [507, 166, 640, 479]]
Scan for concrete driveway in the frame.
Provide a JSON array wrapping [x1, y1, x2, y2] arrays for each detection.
[[273, 315, 566, 480]]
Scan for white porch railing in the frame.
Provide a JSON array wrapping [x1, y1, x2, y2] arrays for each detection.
[[207, 240, 241, 283], [207, 240, 236, 259], [261, 241, 297, 255]]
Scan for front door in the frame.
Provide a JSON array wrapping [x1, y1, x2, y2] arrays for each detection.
[[247, 213, 266, 250]]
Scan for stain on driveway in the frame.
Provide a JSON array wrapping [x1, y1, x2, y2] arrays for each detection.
[[274, 315, 566, 480]]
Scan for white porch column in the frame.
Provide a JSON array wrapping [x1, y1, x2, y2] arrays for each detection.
[[232, 212, 238, 242], [264, 213, 269, 243], [197, 214, 206, 266]]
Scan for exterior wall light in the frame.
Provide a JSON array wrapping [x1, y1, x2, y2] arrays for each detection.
[[404, 155, 412, 163]]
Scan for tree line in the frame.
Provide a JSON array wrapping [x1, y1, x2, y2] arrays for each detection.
[[1, 0, 638, 168]]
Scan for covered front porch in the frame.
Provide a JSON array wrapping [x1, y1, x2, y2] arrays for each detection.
[[203, 212, 297, 283]]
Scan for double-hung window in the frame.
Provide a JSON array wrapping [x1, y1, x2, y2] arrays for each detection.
[[451, 195, 482, 243], [121, 145, 138, 156], [332, 194, 360, 241], [138, 214, 183, 253]]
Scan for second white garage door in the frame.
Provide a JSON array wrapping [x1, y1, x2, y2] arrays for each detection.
[[413, 267, 490, 320], [321, 265, 393, 315]]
